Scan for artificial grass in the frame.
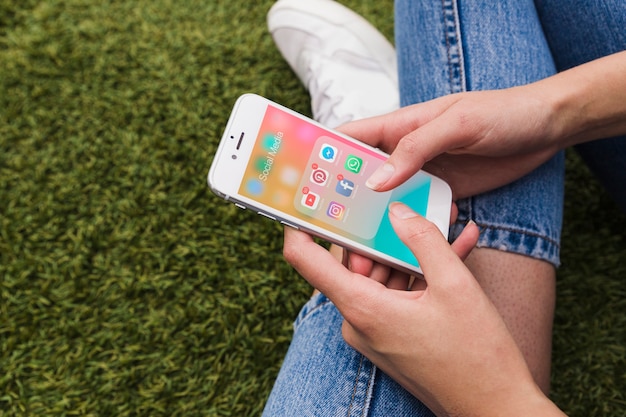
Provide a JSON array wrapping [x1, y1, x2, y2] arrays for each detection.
[[0, 0, 624, 416]]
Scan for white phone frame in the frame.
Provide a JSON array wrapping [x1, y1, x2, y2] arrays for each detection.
[[208, 94, 451, 275]]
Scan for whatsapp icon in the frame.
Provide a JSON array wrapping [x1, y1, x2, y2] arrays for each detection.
[[344, 155, 363, 173]]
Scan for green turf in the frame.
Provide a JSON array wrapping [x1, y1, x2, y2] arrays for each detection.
[[0, 1, 624, 416]]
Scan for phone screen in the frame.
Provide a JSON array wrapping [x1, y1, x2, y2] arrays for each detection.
[[239, 103, 433, 268]]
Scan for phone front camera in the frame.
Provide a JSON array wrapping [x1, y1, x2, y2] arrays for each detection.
[[232, 154, 237, 160]]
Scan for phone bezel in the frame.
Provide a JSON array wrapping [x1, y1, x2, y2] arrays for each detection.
[[208, 94, 452, 275]]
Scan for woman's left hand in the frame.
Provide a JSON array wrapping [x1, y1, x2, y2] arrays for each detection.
[[283, 203, 563, 417]]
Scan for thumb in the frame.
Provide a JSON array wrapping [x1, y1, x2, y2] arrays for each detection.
[[388, 202, 466, 280]]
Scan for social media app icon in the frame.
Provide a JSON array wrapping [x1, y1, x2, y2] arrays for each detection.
[[310, 168, 329, 186], [280, 166, 299, 186], [345, 155, 363, 173], [335, 178, 355, 197], [326, 201, 345, 220], [301, 191, 320, 210], [246, 179, 264, 196], [319, 144, 337, 162]]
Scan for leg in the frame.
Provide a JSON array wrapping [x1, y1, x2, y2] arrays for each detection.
[[534, 0, 626, 212], [265, 3, 432, 414], [464, 250, 556, 387], [396, 0, 563, 392], [262, 293, 435, 417]]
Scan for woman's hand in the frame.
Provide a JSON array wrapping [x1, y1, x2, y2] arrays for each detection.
[[283, 203, 566, 417], [337, 51, 626, 200], [338, 87, 561, 199]]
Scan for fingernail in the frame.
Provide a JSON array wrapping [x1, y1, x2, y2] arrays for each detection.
[[389, 202, 419, 219], [366, 163, 394, 190], [466, 219, 478, 230]]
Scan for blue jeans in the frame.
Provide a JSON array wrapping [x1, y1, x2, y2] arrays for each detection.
[[263, 1, 626, 416]]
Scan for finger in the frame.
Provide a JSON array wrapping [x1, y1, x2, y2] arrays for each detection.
[[329, 244, 349, 267], [283, 228, 378, 306], [338, 96, 458, 154], [450, 220, 480, 261], [337, 110, 419, 152], [346, 251, 396, 287], [347, 251, 375, 277], [388, 202, 466, 280], [348, 251, 413, 290], [365, 100, 471, 192], [386, 269, 413, 291], [369, 262, 393, 285], [450, 201, 459, 224]]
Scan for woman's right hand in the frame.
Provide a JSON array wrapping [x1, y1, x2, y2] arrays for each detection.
[[338, 51, 626, 200], [339, 86, 562, 199]]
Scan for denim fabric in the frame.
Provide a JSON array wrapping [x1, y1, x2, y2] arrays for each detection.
[[262, 292, 433, 417], [397, 0, 626, 259], [263, 1, 626, 416], [533, 0, 626, 211], [396, 0, 567, 266]]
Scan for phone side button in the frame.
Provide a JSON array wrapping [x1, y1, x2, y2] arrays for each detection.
[[257, 212, 276, 221], [280, 221, 299, 230], [234, 203, 246, 210]]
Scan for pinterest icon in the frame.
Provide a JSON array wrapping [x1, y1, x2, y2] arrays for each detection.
[[310, 167, 329, 186]]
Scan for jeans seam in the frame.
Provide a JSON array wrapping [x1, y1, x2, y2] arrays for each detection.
[[362, 364, 376, 417], [293, 297, 333, 331], [346, 355, 376, 417], [441, 0, 467, 93], [476, 221, 562, 249], [346, 355, 362, 417], [465, 195, 561, 250]]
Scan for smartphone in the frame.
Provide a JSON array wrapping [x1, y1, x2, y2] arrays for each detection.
[[208, 94, 451, 275]]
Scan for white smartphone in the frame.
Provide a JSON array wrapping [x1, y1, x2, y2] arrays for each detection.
[[208, 94, 452, 274]]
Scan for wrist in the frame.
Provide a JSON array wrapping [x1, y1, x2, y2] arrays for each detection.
[[498, 385, 566, 417], [439, 361, 566, 417], [526, 72, 584, 151], [530, 51, 626, 148], [470, 380, 566, 417]]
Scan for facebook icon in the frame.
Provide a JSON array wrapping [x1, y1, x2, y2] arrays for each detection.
[[335, 178, 355, 197]]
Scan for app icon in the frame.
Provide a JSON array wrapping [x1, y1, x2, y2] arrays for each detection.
[[335, 178, 355, 197], [301, 191, 320, 210], [246, 179, 264, 196], [326, 202, 345, 220], [280, 166, 299, 186], [310, 167, 329, 186], [262, 134, 276, 151], [345, 155, 363, 173], [319, 144, 337, 162]]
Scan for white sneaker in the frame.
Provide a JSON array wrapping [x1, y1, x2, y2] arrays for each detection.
[[267, 0, 399, 128]]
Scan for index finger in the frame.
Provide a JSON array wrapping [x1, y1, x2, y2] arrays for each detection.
[[337, 94, 459, 151], [282, 227, 380, 306], [337, 110, 419, 152], [365, 107, 470, 192]]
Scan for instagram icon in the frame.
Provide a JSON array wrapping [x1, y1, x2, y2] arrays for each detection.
[[326, 201, 345, 220]]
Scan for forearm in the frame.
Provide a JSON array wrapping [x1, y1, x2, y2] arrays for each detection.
[[417, 367, 568, 417], [533, 50, 626, 148]]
